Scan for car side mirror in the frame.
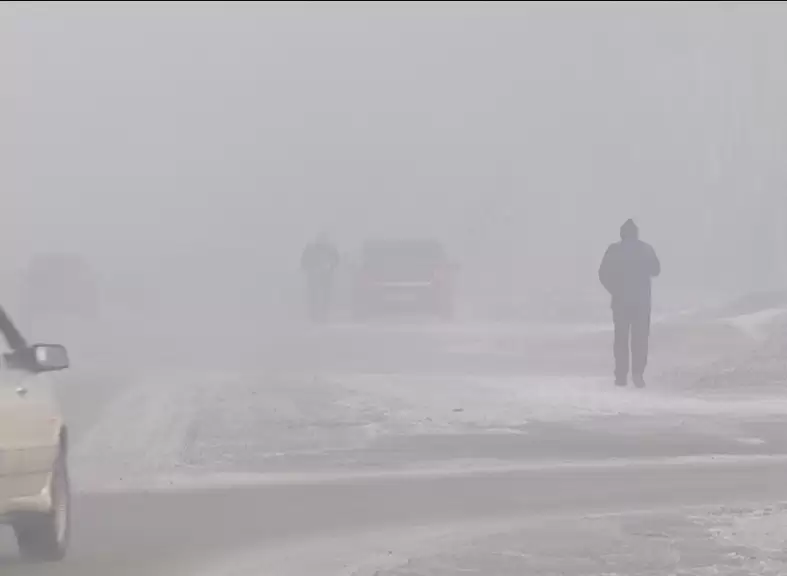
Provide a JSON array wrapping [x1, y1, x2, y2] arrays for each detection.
[[31, 344, 70, 373]]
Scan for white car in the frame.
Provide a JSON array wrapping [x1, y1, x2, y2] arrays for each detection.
[[0, 306, 70, 561]]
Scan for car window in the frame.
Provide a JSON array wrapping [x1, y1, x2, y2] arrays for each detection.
[[362, 240, 447, 279]]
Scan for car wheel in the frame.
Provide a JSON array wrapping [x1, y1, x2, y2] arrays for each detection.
[[14, 450, 70, 562]]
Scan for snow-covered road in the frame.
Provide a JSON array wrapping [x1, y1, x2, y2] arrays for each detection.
[[61, 307, 787, 492], [5, 306, 787, 576]]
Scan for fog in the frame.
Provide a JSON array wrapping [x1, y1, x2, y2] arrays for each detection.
[[9, 4, 787, 572], [3, 1, 787, 347]]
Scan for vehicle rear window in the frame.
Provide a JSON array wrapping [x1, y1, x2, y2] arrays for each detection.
[[362, 241, 446, 279]]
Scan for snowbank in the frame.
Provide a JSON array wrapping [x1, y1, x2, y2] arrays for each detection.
[[719, 307, 787, 339]]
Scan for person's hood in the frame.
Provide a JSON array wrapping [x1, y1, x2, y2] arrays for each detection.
[[620, 219, 639, 241]]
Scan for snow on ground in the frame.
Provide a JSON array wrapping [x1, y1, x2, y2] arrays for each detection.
[[718, 307, 787, 340], [83, 455, 787, 494], [183, 373, 382, 464], [71, 369, 227, 489], [68, 302, 787, 491], [71, 366, 787, 491], [196, 519, 529, 576], [699, 503, 787, 558], [70, 369, 386, 490], [196, 502, 787, 576], [688, 314, 787, 392], [365, 504, 787, 576], [325, 372, 787, 434]]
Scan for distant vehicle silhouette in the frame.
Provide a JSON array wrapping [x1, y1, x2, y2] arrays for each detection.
[[301, 234, 340, 322], [353, 238, 456, 321]]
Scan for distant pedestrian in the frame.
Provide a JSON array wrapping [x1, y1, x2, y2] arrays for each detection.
[[301, 233, 340, 322], [598, 219, 661, 387]]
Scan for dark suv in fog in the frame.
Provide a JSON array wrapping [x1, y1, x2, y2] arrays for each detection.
[[352, 239, 456, 320]]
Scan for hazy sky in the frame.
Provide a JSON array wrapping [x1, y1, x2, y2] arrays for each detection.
[[4, 1, 787, 313]]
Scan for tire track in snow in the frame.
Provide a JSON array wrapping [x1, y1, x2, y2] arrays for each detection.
[[70, 370, 222, 491]]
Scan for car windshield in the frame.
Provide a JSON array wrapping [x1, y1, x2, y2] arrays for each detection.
[[0, 307, 27, 353]]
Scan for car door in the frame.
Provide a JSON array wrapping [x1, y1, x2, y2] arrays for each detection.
[[0, 348, 61, 502]]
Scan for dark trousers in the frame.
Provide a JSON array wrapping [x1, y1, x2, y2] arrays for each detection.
[[612, 304, 651, 380]]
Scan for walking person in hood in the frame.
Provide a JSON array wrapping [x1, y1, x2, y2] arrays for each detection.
[[598, 219, 660, 387]]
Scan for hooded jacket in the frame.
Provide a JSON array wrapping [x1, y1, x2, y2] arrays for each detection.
[[598, 220, 660, 309]]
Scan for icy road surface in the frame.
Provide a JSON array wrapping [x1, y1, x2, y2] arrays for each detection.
[[4, 311, 787, 574]]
